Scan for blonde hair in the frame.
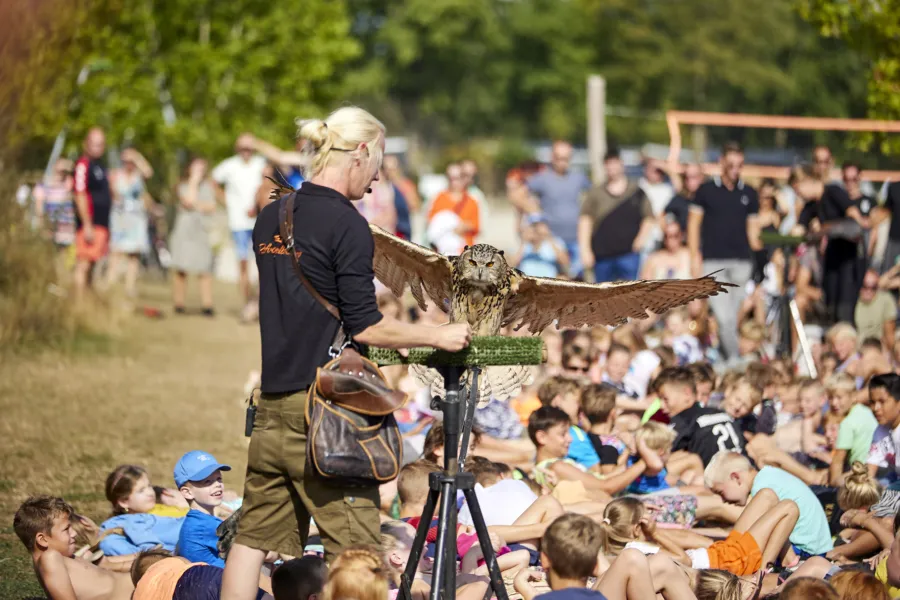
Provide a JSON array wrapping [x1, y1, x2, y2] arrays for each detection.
[[597, 497, 644, 556], [825, 372, 856, 395], [798, 377, 825, 398], [693, 569, 745, 600], [297, 107, 385, 178], [739, 320, 765, 342], [838, 462, 883, 511], [635, 421, 676, 452], [731, 377, 763, 407], [542, 514, 604, 579], [323, 545, 393, 600], [704, 451, 752, 488], [827, 322, 859, 345]]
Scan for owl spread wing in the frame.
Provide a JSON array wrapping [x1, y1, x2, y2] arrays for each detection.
[[369, 224, 454, 312], [502, 273, 737, 332]]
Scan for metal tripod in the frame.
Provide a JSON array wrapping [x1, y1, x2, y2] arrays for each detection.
[[398, 366, 510, 600]]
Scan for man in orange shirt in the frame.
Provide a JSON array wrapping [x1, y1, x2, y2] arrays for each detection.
[[427, 163, 481, 249]]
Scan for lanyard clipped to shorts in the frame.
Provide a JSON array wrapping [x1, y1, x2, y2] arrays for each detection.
[[245, 388, 258, 437]]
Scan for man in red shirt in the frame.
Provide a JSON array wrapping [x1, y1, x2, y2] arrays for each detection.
[[73, 127, 113, 300]]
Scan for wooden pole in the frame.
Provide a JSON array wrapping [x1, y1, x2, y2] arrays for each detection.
[[587, 76, 606, 184]]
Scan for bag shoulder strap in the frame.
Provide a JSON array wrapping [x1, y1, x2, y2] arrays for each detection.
[[278, 192, 341, 321]]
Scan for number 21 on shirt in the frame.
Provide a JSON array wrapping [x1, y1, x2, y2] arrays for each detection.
[[712, 423, 741, 452]]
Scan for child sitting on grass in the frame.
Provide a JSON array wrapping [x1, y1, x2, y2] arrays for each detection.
[[14, 495, 135, 600], [722, 376, 775, 440], [538, 376, 601, 472], [174, 450, 231, 567], [826, 462, 891, 561], [529, 406, 660, 500], [625, 422, 706, 494], [704, 450, 834, 559], [580, 384, 629, 474], [827, 372, 878, 486], [271, 556, 327, 600], [514, 514, 742, 600]]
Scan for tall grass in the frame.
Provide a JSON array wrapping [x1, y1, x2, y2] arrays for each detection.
[[0, 175, 110, 351]]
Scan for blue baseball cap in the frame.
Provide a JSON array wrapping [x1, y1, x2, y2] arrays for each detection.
[[174, 450, 231, 488]]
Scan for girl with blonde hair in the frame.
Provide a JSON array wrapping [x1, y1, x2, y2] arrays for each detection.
[[323, 545, 393, 600]]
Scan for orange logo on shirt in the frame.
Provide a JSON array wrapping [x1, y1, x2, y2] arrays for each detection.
[[258, 234, 301, 257]]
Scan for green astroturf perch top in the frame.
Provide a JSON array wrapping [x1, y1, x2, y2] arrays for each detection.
[[365, 336, 545, 367]]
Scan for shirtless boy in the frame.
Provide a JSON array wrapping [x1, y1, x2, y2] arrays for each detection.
[[14, 495, 134, 600]]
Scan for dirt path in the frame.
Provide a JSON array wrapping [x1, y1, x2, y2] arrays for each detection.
[[0, 281, 261, 598]]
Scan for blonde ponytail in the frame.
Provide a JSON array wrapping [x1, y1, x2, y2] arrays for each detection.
[[296, 106, 385, 179]]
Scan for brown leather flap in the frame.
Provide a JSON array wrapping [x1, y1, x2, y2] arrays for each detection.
[[315, 349, 408, 416]]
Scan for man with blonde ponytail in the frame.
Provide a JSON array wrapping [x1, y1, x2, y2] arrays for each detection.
[[221, 106, 472, 600]]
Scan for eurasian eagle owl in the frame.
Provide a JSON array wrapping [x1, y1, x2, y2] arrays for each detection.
[[370, 226, 734, 405]]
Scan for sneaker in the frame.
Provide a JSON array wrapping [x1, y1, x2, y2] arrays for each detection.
[[174, 306, 186, 315], [201, 307, 215, 318]]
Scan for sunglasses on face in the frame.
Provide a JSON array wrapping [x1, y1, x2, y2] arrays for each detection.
[[565, 364, 590, 373]]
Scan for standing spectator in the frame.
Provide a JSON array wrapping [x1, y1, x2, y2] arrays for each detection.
[[687, 141, 761, 360], [875, 180, 900, 273], [427, 163, 480, 248], [578, 150, 654, 282], [32, 158, 76, 251], [522, 141, 591, 276], [460, 159, 487, 207], [169, 157, 218, 316], [638, 156, 675, 255], [796, 166, 868, 324], [73, 127, 113, 301], [212, 134, 267, 311], [106, 148, 154, 299], [855, 269, 896, 353], [665, 163, 704, 233], [844, 162, 876, 219], [753, 178, 783, 283], [383, 155, 421, 212], [813, 144, 836, 184]]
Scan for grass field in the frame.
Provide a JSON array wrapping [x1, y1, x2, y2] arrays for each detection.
[[0, 280, 261, 599]]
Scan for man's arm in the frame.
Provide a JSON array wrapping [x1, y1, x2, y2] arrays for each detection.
[[509, 181, 539, 213], [687, 208, 703, 277], [578, 215, 595, 271], [37, 551, 79, 600], [746, 215, 762, 252], [250, 136, 305, 166], [829, 448, 848, 486], [73, 161, 93, 239], [355, 314, 470, 351], [632, 217, 655, 253], [885, 316, 896, 354]]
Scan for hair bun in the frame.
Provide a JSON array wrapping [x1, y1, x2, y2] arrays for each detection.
[[297, 118, 330, 150], [849, 461, 869, 479]]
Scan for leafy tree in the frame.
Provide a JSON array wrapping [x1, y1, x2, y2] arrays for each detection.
[[798, 0, 900, 153]]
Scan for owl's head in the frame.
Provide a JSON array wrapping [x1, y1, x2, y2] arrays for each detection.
[[457, 244, 508, 288]]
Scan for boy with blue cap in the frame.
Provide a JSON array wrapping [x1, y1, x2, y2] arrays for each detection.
[[174, 450, 231, 567]]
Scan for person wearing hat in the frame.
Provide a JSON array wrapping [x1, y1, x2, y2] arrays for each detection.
[[174, 451, 232, 568]]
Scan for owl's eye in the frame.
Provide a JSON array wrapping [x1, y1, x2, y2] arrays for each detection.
[[486, 262, 494, 268], [469, 259, 477, 266]]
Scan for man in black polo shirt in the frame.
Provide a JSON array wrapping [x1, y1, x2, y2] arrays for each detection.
[[687, 141, 760, 360], [656, 366, 745, 466], [796, 167, 868, 323]]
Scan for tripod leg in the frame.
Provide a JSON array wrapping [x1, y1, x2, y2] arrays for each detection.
[[458, 366, 480, 467], [462, 487, 510, 600], [431, 477, 458, 600], [401, 487, 440, 600]]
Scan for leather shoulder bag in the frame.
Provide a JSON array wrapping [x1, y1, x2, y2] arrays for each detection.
[[278, 192, 406, 487]]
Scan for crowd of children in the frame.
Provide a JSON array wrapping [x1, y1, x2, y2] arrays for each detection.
[[16, 317, 900, 599]]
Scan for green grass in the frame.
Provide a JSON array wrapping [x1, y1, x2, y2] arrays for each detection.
[[0, 280, 260, 598]]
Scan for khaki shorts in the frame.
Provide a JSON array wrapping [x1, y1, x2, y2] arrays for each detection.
[[235, 390, 381, 562]]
